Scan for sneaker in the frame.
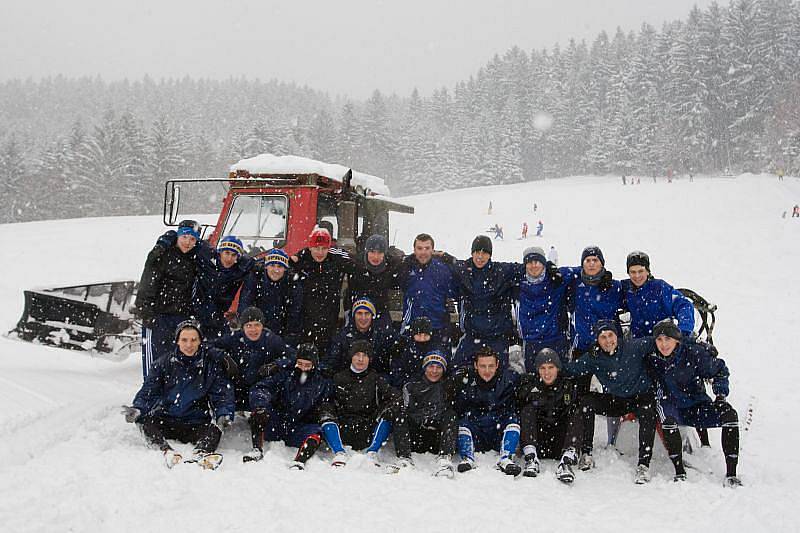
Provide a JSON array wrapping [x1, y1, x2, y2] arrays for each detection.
[[385, 457, 414, 474], [673, 473, 687, 482], [288, 460, 305, 471], [332, 451, 348, 468], [366, 451, 381, 467], [194, 452, 223, 470], [497, 457, 522, 476], [243, 447, 264, 463], [634, 464, 651, 484], [555, 461, 575, 484], [163, 449, 183, 469], [457, 458, 476, 473], [522, 454, 540, 478], [433, 455, 455, 478], [723, 475, 743, 488], [578, 452, 594, 471]]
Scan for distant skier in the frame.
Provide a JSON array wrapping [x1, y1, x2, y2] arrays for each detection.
[[488, 201, 493, 215], [536, 220, 543, 237], [793, 204, 799, 218], [622, 175, 627, 185], [488, 223, 504, 240], [547, 245, 558, 265], [778, 168, 785, 181], [521, 222, 528, 239], [533, 202, 538, 212]]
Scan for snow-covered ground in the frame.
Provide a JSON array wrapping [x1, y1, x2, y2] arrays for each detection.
[[0, 174, 798, 532]]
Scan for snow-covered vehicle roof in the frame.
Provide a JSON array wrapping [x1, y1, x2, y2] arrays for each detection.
[[230, 154, 391, 196]]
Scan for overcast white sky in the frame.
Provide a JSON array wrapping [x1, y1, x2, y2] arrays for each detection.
[[1, 0, 716, 99]]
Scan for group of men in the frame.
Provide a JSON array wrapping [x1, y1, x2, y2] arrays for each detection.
[[123, 219, 741, 487]]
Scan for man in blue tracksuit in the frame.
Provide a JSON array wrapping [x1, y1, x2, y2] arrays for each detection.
[[565, 246, 624, 358], [248, 343, 335, 470], [622, 251, 695, 338], [389, 316, 441, 388], [515, 246, 576, 371], [193, 235, 255, 340], [239, 248, 303, 346], [645, 319, 742, 487], [562, 320, 659, 484], [323, 297, 399, 376], [122, 320, 235, 469], [448, 235, 520, 369], [455, 346, 522, 475], [398, 233, 459, 351], [135, 220, 202, 379]]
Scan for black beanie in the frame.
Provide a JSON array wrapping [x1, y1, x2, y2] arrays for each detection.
[[349, 339, 373, 358], [626, 251, 650, 272], [365, 234, 388, 254], [592, 319, 618, 339], [471, 235, 493, 255], [534, 348, 562, 370], [652, 319, 682, 341], [410, 316, 433, 337], [581, 246, 605, 266], [239, 306, 265, 326], [296, 343, 319, 366], [175, 319, 203, 342]]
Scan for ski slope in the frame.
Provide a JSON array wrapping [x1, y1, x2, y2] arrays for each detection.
[[0, 174, 798, 532]]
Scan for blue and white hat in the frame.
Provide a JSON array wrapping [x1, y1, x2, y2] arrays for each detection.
[[352, 297, 377, 317], [422, 350, 448, 371], [177, 219, 201, 241], [264, 248, 290, 268], [218, 235, 244, 257]]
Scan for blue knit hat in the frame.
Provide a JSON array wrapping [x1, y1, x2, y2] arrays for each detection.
[[217, 235, 244, 257], [264, 248, 289, 268], [352, 297, 376, 317], [365, 234, 388, 254], [177, 219, 201, 241]]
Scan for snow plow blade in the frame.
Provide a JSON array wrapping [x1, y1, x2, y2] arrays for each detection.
[[10, 281, 140, 359]]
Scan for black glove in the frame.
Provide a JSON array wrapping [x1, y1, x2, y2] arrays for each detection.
[[714, 394, 727, 404], [546, 262, 562, 287], [421, 418, 440, 431], [216, 416, 233, 430], [452, 367, 471, 384], [598, 270, 614, 291], [221, 354, 240, 380], [257, 362, 281, 379], [156, 230, 177, 249], [121, 405, 141, 423], [696, 340, 719, 358]]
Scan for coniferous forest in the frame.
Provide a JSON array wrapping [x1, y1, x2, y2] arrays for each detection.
[[1, 0, 799, 223]]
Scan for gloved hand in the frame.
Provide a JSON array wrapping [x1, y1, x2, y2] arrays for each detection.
[[714, 394, 727, 404], [221, 354, 240, 380], [224, 311, 240, 331], [452, 367, 471, 384], [121, 405, 141, 423], [250, 407, 269, 425], [257, 362, 281, 379], [156, 230, 177, 249], [546, 262, 563, 287], [421, 418, 440, 431], [217, 416, 233, 430], [598, 270, 614, 291], [712, 381, 729, 398], [697, 340, 719, 357]]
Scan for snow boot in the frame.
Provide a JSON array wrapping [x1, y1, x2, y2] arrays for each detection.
[[497, 456, 522, 476], [578, 452, 594, 471], [331, 451, 348, 468], [555, 461, 575, 484], [522, 453, 540, 478], [433, 455, 455, 478], [457, 458, 476, 473], [163, 449, 183, 469], [673, 473, 688, 482], [634, 464, 651, 485], [724, 475, 743, 488], [288, 461, 305, 471], [243, 447, 264, 463]]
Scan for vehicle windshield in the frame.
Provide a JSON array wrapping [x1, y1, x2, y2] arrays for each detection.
[[222, 195, 287, 255]]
